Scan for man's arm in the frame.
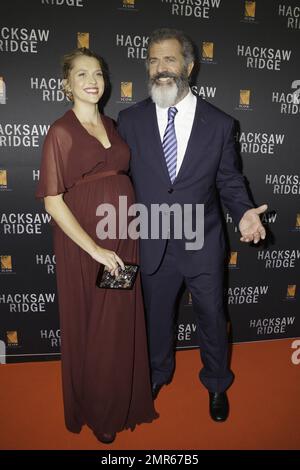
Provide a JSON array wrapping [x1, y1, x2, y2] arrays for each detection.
[[216, 119, 267, 243]]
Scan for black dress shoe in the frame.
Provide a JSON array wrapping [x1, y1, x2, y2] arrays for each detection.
[[209, 392, 229, 422], [152, 382, 164, 400], [94, 431, 116, 444]]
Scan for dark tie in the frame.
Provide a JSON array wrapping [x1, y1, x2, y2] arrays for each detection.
[[162, 106, 178, 183]]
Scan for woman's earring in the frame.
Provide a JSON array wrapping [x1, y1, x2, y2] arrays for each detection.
[[63, 83, 73, 102], [66, 88, 73, 102]]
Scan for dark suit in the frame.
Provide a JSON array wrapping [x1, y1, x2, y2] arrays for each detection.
[[118, 96, 254, 392]]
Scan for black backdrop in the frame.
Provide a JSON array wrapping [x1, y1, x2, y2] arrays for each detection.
[[0, 0, 299, 363]]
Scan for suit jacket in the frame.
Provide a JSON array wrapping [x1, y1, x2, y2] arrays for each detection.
[[118, 96, 254, 276]]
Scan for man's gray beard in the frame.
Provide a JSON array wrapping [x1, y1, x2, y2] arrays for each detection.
[[149, 75, 189, 108], [150, 81, 178, 108]]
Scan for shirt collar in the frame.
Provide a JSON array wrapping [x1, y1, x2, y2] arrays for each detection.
[[156, 88, 196, 116]]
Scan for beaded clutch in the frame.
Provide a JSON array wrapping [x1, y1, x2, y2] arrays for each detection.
[[96, 263, 139, 290]]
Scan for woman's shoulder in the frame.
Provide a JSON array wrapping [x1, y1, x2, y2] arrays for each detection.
[[48, 110, 75, 138]]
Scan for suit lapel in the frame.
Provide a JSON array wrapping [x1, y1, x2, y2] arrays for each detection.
[[174, 96, 207, 183]]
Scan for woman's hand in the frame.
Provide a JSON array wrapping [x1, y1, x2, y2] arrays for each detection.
[[90, 246, 125, 277]]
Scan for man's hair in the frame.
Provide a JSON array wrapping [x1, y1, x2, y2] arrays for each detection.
[[146, 28, 195, 65]]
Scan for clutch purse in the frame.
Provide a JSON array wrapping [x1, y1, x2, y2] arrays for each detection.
[[96, 262, 139, 290]]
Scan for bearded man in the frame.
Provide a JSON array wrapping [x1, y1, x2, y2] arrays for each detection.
[[117, 28, 267, 422]]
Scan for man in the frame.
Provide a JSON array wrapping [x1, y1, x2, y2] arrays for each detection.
[[118, 28, 267, 422]]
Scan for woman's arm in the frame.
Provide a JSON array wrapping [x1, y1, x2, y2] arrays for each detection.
[[44, 194, 124, 274]]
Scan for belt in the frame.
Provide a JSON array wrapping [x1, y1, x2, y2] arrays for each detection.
[[74, 170, 127, 186]]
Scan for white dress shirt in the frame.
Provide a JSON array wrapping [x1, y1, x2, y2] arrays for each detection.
[[156, 89, 197, 176]]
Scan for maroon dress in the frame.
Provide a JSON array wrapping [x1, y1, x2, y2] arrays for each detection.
[[36, 109, 157, 437]]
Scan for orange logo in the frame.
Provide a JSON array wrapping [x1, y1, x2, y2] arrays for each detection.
[[77, 32, 89, 48], [229, 251, 238, 267], [0, 255, 12, 272], [7, 331, 18, 346], [121, 82, 133, 101], [240, 90, 251, 107], [0, 169, 7, 187], [245, 1, 256, 19], [287, 285, 296, 299], [202, 42, 214, 61]]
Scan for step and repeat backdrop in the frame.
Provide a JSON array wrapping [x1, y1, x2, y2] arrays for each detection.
[[0, 0, 299, 363]]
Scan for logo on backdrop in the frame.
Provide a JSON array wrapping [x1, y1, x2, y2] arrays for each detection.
[[161, 0, 222, 19], [119, 0, 138, 11], [250, 316, 296, 336], [0, 27, 50, 53], [237, 44, 292, 71], [191, 84, 216, 100], [118, 81, 135, 104], [227, 285, 269, 304], [286, 284, 297, 300], [265, 174, 300, 195], [226, 212, 278, 233], [261, 212, 278, 225], [116, 33, 148, 59], [228, 251, 239, 269], [77, 32, 89, 48], [237, 89, 252, 111], [0, 123, 49, 148], [201, 42, 216, 64], [239, 131, 285, 156], [0, 169, 12, 191], [225, 213, 239, 233], [33, 169, 40, 182], [294, 213, 300, 232], [242, 1, 257, 22], [40, 329, 61, 348], [41, 0, 84, 6], [35, 254, 56, 275], [278, 4, 300, 30], [6, 331, 19, 347], [272, 80, 300, 115], [0, 255, 14, 274], [0, 292, 56, 313], [30, 77, 65, 102], [177, 323, 197, 342], [0, 169, 7, 188], [0, 76, 6, 104], [257, 249, 300, 268], [0, 212, 51, 235]]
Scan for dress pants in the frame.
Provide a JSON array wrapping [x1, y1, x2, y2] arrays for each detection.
[[141, 239, 234, 393]]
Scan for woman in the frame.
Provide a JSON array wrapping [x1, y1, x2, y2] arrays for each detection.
[[36, 48, 157, 444]]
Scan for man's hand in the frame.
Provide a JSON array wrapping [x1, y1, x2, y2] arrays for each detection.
[[239, 204, 268, 244]]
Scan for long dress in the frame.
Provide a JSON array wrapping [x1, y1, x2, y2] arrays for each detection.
[[36, 109, 158, 437]]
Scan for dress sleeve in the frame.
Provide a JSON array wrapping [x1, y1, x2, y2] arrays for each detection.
[[35, 125, 66, 199]]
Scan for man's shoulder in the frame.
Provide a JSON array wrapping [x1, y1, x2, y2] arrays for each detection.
[[197, 97, 233, 126], [118, 98, 152, 119]]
